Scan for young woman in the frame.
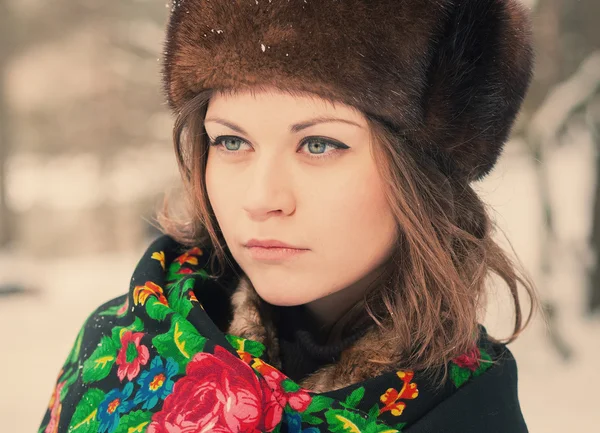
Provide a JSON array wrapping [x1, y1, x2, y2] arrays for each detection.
[[38, 1, 539, 432]]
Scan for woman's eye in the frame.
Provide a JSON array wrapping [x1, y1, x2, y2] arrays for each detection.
[[222, 137, 243, 151], [301, 137, 346, 157], [303, 138, 331, 153], [210, 136, 248, 152]]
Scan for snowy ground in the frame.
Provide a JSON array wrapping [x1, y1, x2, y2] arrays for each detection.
[[1, 130, 600, 432]]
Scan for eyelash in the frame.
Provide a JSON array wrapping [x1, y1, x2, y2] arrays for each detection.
[[206, 135, 349, 161]]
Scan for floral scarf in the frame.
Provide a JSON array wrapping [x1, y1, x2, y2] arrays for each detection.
[[38, 235, 528, 433]]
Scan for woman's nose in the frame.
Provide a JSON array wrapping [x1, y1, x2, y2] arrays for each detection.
[[241, 157, 295, 219]]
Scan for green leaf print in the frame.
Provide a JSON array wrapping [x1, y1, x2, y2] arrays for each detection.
[[302, 413, 324, 425], [190, 267, 211, 280], [449, 362, 472, 388], [114, 410, 153, 433], [343, 386, 365, 409], [152, 316, 207, 374], [325, 408, 369, 433], [167, 278, 195, 318], [98, 298, 128, 317], [392, 422, 407, 432], [305, 394, 335, 414], [59, 366, 80, 401], [325, 408, 401, 433], [281, 378, 301, 393], [167, 264, 211, 284], [145, 297, 172, 321], [110, 316, 144, 346], [367, 403, 380, 421], [472, 348, 493, 378], [82, 336, 118, 383], [67, 388, 106, 433], [225, 334, 266, 358], [243, 339, 266, 357], [166, 261, 183, 281]]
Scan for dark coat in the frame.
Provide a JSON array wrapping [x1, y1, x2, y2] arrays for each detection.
[[38, 235, 528, 432]]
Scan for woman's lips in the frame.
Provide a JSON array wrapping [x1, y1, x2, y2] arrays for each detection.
[[246, 246, 308, 261], [245, 238, 305, 249]]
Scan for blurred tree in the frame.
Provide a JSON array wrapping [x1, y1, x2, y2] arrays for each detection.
[[2, 0, 171, 255], [568, 0, 600, 314], [515, 0, 600, 356], [0, 0, 14, 247], [560, 0, 600, 314]]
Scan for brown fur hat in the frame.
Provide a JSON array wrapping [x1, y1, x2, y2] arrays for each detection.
[[162, 0, 534, 182]]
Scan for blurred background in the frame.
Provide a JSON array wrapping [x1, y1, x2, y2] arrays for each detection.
[[0, 0, 599, 431]]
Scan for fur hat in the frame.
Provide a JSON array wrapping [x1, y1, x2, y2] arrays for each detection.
[[162, 0, 534, 182]]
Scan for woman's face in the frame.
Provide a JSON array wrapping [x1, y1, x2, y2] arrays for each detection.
[[204, 88, 397, 323]]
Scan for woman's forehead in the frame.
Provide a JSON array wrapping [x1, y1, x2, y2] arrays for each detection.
[[206, 88, 367, 126]]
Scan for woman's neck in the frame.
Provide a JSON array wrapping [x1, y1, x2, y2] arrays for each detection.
[[305, 263, 386, 333]]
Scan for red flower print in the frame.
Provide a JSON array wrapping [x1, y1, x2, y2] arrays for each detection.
[[44, 381, 65, 433], [116, 297, 129, 316], [453, 347, 481, 372], [133, 281, 168, 307], [116, 331, 150, 381], [148, 346, 283, 433], [379, 370, 419, 417], [239, 350, 254, 365], [252, 359, 312, 412], [175, 247, 203, 265]]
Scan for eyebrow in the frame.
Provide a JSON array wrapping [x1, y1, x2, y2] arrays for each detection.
[[204, 116, 363, 135]]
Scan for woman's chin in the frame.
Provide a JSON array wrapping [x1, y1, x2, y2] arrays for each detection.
[[254, 289, 315, 307]]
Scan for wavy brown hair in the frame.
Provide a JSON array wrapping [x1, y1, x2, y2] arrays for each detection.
[[157, 87, 540, 379]]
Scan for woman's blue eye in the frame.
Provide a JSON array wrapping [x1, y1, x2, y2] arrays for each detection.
[[222, 137, 244, 151], [208, 136, 248, 153], [302, 137, 350, 157], [305, 138, 331, 155]]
